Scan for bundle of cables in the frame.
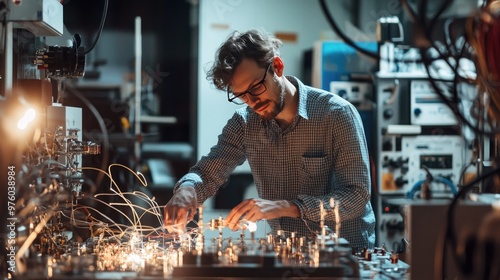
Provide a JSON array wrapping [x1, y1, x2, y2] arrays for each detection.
[[468, 0, 500, 124], [436, 2, 500, 279]]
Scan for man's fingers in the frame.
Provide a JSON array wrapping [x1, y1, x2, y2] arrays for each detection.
[[165, 225, 175, 233], [226, 200, 255, 230], [163, 186, 198, 229], [187, 207, 197, 222], [164, 206, 180, 223], [244, 208, 262, 223], [164, 206, 190, 232], [226, 210, 244, 230], [225, 210, 241, 230]]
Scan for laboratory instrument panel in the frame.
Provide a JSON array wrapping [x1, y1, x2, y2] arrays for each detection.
[[329, 81, 372, 105], [374, 74, 473, 252]]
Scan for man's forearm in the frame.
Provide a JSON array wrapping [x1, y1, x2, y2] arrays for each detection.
[[283, 200, 300, 218]]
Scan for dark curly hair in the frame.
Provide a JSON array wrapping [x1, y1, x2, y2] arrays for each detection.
[[206, 29, 282, 91]]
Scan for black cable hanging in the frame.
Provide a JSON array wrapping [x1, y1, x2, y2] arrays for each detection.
[[318, 0, 379, 60], [83, 0, 109, 55]]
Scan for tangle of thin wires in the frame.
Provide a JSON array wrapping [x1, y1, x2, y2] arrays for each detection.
[[74, 163, 165, 239], [71, 163, 204, 255], [435, 1, 500, 279], [19, 162, 199, 264]]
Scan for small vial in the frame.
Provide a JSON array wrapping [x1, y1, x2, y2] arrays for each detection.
[[364, 249, 372, 261], [390, 251, 399, 264]]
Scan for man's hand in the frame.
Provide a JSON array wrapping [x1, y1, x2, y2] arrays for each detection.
[[225, 198, 299, 230], [163, 186, 197, 233]]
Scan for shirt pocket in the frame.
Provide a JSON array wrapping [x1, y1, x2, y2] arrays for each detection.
[[300, 155, 331, 195]]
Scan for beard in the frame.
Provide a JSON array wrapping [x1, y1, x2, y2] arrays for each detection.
[[257, 79, 285, 121]]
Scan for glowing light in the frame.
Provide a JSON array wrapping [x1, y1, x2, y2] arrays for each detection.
[[247, 221, 257, 232], [17, 108, 36, 130], [238, 219, 257, 232]]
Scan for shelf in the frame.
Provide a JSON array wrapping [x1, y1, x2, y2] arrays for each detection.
[[139, 115, 177, 124]]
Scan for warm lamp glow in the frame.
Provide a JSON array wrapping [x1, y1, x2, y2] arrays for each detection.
[[16, 108, 36, 130], [247, 221, 257, 232]]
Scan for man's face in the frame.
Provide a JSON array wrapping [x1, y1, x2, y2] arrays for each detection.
[[230, 59, 284, 120]]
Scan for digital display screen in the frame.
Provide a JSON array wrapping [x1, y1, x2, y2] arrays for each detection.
[[420, 155, 452, 169]]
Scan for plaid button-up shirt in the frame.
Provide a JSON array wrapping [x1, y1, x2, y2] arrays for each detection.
[[176, 76, 375, 249]]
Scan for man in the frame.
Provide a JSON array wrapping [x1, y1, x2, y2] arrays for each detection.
[[164, 29, 375, 249]]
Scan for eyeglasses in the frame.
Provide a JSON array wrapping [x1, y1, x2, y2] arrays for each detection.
[[227, 63, 271, 105]]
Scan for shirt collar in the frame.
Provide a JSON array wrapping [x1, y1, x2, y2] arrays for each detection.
[[285, 76, 309, 120]]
